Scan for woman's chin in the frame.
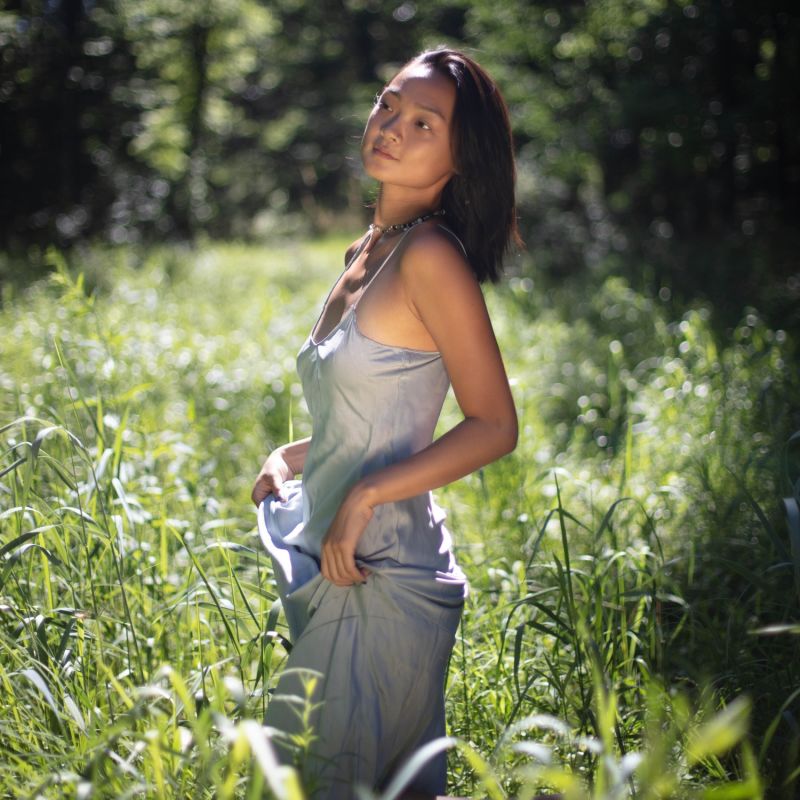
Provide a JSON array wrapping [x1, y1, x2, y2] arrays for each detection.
[[362, 156, 393, 181]]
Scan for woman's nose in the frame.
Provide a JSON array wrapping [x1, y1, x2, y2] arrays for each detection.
[[380, 115, 401, 141]]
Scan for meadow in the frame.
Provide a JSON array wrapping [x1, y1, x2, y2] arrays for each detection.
[[0, 239, 797, 799]]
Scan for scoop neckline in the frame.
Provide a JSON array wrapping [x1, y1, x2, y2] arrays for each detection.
[[306, 221, 460, 355], [308, 227, 409, 346], [305, 308, 441, 356]]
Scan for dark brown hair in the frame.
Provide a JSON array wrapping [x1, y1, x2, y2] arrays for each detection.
[[406, 47, 522, 283]]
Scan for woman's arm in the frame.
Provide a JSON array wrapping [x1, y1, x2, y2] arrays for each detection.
[[251, 436, 311, 506], [321, 231, 518, 586]]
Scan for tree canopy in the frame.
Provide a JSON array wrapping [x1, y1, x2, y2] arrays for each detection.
[[2, 0, 798, 332]]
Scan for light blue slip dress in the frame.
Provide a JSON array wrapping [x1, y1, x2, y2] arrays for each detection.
[[257, 226, 467, 798]]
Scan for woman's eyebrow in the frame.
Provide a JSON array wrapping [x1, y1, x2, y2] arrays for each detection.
[[384, 88, 447, 121]]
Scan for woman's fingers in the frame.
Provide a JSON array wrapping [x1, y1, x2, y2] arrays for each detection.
[[320, 490, 373, 585], [251, 478, 271, 506], [322, 550, 347, 586], [251, 474, 285, 506], [325, 549, 350, 586], [252, 450, 296, 506], [321, 539, 365, 586], [339, 549, 364, 584]]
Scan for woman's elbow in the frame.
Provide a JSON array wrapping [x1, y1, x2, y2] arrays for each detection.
[[470, 409, 518, 459], [504, 415, 519, 454], [492, 413, 518, 457]]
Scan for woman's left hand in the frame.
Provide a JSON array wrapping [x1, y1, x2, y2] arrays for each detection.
[[321, 486, 374, 586]]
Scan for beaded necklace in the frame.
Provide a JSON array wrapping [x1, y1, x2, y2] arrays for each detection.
[[368, 208, 445, 236]]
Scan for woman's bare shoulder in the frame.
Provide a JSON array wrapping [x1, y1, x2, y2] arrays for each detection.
[[400, 223, 475, 290]]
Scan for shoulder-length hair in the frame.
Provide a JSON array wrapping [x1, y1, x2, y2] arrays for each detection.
[[407, 47, 522, 283]]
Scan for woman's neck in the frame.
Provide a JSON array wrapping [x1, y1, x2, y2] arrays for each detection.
[[373, 186, 443, 230]]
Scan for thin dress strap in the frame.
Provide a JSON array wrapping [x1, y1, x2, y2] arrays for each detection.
[[436, 223, 469, 258], [309, 227, 413, 345], [352, 227, 414, 309]]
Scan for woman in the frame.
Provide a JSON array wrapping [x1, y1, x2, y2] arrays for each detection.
[[252, 47, 520, 798]]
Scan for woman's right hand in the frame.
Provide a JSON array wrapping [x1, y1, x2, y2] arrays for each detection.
[[251, 449, 295, 506]]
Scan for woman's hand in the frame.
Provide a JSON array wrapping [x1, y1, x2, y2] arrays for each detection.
[[321, 485, 375, 586], [251, 449, 295, 506]]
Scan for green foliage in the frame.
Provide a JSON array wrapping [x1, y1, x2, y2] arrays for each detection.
[[3, 1, 799, 336], [1, 241, 798, 797], [464, 0, 800, 334]]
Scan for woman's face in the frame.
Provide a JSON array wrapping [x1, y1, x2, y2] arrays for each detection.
[[361, 63, 457, 194]]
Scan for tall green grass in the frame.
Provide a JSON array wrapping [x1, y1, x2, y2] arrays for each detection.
[[0, 241, 797, 798]]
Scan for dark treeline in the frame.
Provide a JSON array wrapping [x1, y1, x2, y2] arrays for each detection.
[[2, 0, 799, 333]]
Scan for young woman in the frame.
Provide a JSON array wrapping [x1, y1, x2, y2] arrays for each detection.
[[252, 47, 520, 798]]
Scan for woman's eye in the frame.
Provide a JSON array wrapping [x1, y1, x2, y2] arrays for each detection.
[[416, 120, 431, 130], [375, 95, 390, 110]]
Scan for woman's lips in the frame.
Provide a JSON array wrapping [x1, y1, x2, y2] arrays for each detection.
[[373, 146, 398, 161]]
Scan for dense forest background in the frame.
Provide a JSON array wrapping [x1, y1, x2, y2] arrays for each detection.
[[2, 0, 799, 337]]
